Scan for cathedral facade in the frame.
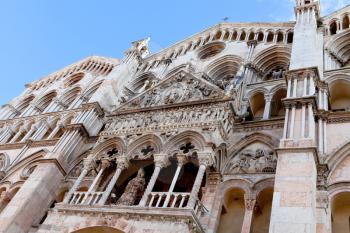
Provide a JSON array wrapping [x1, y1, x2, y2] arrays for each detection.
[[0, 0, 349, 232]]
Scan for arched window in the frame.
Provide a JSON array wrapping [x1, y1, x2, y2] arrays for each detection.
[[250, 92, 266, 120], [215, 31, 222, 40], [231, 31, 238, 41], [276, 32, 284, 43], [330, 21, 338, 35], [287, 32, 294, 43], [240, 31, 247, 41], [330, 80, 350, 111], [270, 89, 287, 118], [223, 31, 230, 41], [343, 15, 350, 30], [65, 74, 84, 87], [266, 32, 274, 43], [257, 32, 264, 42], [248, 32, 255, 41]]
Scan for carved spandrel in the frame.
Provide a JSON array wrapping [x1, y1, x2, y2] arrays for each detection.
[[224, 148, 277, 174]]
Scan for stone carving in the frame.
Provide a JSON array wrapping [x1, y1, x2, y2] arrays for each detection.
[[105, 104, 232, 135], [0, 154, 6, 171], [224, 149, 277, 174], [115, 168, 146, 206], [272, 69, 284, 80], [119, 72, 224, 111]]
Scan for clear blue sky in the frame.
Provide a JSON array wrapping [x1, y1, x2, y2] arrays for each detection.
[[0, 0, 348, 105]]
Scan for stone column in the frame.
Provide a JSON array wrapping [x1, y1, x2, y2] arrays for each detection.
[[163, 155, 187, 207], [188, 153, 213, 208], [263, 95, 272, 120], [98, 156, 129, 205], [63, 157, 95, 204], [318, 118, 324, 153], [9, 126, 25, 143], [241, 197, 256, 233], [283, 107, 290, 139], [289, 105, 296, 138], [81, 159, 110, 204], [139, 154, 170, 207], [20, 124, 37, 143], [47, 121, 64, 139]]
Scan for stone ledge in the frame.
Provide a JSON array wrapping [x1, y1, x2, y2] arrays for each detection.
[[53, 204, 205, 233]]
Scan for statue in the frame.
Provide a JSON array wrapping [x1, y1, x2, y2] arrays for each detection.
[[271, 69, 283, 80], [115, 168, 146, 206], [138, 80, 150, 93]]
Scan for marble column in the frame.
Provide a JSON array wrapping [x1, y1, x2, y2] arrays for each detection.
[[163, 155, 187, 207], [63, 157, 95, 204], [188, 153, 212, 208], [139, 154, 170, 207], [263, 95, 272, 120], [241, 197, 256, 233], [98, 157, 129, 205]]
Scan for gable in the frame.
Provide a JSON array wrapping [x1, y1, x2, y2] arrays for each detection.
[[116, 70, 226, 111]]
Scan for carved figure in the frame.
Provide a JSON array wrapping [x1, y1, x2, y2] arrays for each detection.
[[115, 168, 146, 206]]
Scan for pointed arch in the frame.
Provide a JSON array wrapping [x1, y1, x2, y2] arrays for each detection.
[[163, 130, 208, 154], [127, 134, 163, 159], [92, 137, 126, 157]]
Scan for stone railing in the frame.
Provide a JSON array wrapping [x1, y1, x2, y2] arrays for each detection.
[[147, 192, 190, 208], [68, 191, 103, 205]]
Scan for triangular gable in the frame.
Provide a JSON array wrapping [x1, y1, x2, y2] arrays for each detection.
[[116, 70, 225, 111]]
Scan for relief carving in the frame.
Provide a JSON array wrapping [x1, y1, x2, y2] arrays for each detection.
[[224, 149, 277, 174]]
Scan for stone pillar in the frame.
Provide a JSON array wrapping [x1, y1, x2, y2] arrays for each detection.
[[289, 105, 296, 138], [318, 118, 324, 153], [301, 104, 306, 138], [188, 153, 213, 208], [316, 191, 331, 233], [20, 124, 37, 143], [9, 127, 25, 143], [263, 95, 272, 120], [98, 157, 129, 206], [163, 155, 187, 207], [241, 197, 256, 233], [63, 158, 95, 204], [283, 107, 290, 139], [47, 121, 64, 139], [269, 149, 317, 233], [139, 154, 169, 207]]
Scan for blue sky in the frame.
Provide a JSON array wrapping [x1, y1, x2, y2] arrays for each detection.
[[0, 0, 349, 105]]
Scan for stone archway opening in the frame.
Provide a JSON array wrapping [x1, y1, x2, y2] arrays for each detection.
[[71, 226, 125, 233], [332, 192, 350, 233], [218, 187, 245, 233], [252, 188, 273, 233]]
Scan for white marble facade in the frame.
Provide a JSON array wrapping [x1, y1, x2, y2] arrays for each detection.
[[0, 1, 350, 233]]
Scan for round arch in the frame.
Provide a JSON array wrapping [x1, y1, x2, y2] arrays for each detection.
[[71, 226, 125, 233]]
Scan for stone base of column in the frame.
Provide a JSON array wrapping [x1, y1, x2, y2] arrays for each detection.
[[269, 148, 317, 233], [0, 163, 64, 233]]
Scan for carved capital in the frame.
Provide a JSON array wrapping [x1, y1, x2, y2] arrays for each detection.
[[82, 158, 96, 171], [116, 156, 129, 170], [176, 154, 188, 166], [153, 154, 170, 168], [197, 152, 214, 167], [245, 198, 256, 211], [100, 159, 112, 170]]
